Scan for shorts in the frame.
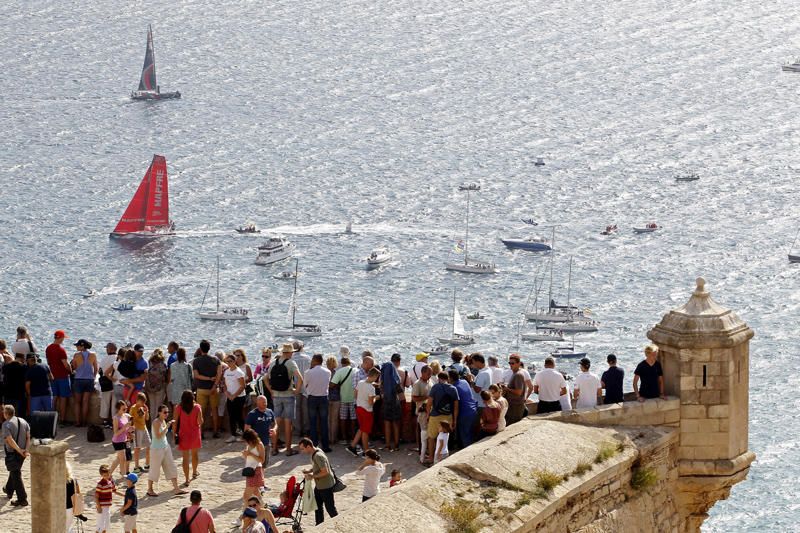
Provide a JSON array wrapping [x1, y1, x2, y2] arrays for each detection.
[[427, 414, 452, 437], [356, 406, 373, 434], [52, 378, 72, 398], [96, 506, 111, 532], [382, 396, 402, 422], [273, 396, 296, 420], [134, 429, 151, 448], [196, 388, 219, 410], [112, 441, 127, 451], [73, 378, 96, 395], [339, 402, 356, 420], [123, 514, 137, 531]]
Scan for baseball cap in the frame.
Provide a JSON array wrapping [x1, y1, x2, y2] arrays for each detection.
[[415, 352, 429, 362], [242, 507, 258, 518], [126, 473, 138, 483], [133, 343, 144, 352], [54, 330, 68, 339], [74, 339, 92, 349]]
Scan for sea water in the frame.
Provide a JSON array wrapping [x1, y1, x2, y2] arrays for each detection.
[[0, 0, 795, 529]]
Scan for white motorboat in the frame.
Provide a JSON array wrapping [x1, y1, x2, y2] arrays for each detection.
[[675, 173, 700, 182], [466, 311, 485, 320], [366, 247, 392, 268], [538, 320, 598, 333], [550, 344, 587, 359], [235, 221, 261, 234], [436, 290, 476, 345], [445, 186, 497, 274], [521, 331, 565, 342], [633, 223, 660, 233], [255, 237, 295, 265], [82, 289, 99, 298], [458, 183, 481, 191], [273, 271, 297, 280], [274, 259, 322, 338], [428, 345, 450, 356], [197, 256, 250, 321], [534, 157, 545, 166], [112, 303, 134, 311], [782, 60, 800, 72]]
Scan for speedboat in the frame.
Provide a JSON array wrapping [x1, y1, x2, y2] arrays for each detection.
[[600, 225, 618, 235], [198, 308, 249, 321], [366, 247, 392, 268], [501, 236, 551, 251], [428, 345, 450, 356], [466, 311, 485, 320], [633, 223, 660, 234], [675, 173, 700, 182], [82, 289, 99, 298], [534, 157, 545, 166], [521, 218, 538, 226], [458, 183, 481, 191], [112, 303, 134, 311], [538, 320, 599, 333], [521, 331, 564, 342], [550, 345, 587, 358], [235, 222, 261, 234], [790, 254, 800, 264], [273, 271, 297, 280], [783, 60, 800, 72], [255, 237, 295, 266]]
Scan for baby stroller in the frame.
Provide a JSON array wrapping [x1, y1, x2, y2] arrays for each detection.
[[274, 475, 305, 532]]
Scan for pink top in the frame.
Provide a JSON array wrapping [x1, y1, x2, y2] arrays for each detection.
[[176, 505, 215, 533], [112, 413, 131, 444]]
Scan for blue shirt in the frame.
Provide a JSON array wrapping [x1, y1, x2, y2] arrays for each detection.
[[123, 487, 138, 515], [245, 408, 275, 446], [134, 358, 148, 390], [25, 363, 51, 397], [429, 382, 459, 417], [167, 352, 177, 367], [452, 379, 477, 417]]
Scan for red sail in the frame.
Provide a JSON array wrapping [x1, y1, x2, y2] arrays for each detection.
[[143, 155, 169, 228], [112, 155, 169, 234]]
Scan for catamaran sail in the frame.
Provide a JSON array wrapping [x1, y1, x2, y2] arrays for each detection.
[[110, 155, 175, 238], [131, 25, 181, 100]]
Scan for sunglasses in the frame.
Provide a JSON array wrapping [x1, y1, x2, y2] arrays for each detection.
[[248, 503, 258, 508]]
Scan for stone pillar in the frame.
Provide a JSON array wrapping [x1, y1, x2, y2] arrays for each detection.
[[647, 278, 756, 532], [30, 440, 69, 533]]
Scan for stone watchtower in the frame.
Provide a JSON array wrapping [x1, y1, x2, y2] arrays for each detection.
[[647, 278, 756, 531]]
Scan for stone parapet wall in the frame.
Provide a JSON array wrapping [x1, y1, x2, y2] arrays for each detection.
[[533, 397, 681, 428]]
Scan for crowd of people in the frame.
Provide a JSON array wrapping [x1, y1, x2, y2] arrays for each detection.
[[0, 325, 666, 532]]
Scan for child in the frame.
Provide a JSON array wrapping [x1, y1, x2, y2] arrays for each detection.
[[94, 464, 119, 533], [120, 473, 139, 533], [389, 469, 404, 487], [356, 449, 385, 502], [130, 393, 151, 474], [434, 420, 451, 464], [268, 490, 289, 516], [489, 384, 508, 432], [117, 351, 139, 404], [479, 390, 501, 438], [348, 367, 380, 456]]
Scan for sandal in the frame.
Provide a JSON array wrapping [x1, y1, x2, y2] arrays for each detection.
[[146, 492, 159, 497], [192, 472, 199, 480], [173, 489, 188, 495], [285, 449, 299, 457]]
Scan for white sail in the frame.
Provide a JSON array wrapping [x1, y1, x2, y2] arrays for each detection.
[[453, 306, 466, 336], [286, 293, 296, 326]]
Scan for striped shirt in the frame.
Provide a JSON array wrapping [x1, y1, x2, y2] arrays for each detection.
[[95, 478, 115, 507]]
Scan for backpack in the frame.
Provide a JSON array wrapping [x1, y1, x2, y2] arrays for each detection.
[[171, 506, 201, 533], [269, 359, 291, 392], [87, 424, 105, 443]]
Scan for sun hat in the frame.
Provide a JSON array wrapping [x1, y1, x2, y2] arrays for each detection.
[[281, 343, 294, 354], [415, 352, 429, 362]]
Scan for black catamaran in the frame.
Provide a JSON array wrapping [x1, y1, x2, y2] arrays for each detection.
[[131, 25, 181, 101]]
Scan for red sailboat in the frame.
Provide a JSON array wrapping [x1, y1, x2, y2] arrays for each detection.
[[110, 155, 175, 239], [130, 25, 180, 100]]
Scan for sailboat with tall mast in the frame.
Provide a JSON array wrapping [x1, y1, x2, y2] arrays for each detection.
[[274, 259, 322, 337], [110, 155, 176, 239], [521, 265, 565, 342], [535, 256, 599, 333], [789, 228, 800, 263], [445, 187, 497, 274], [131, 25, 181, 100], [197, 256, 249, 321], [436, 290, 475, 345]]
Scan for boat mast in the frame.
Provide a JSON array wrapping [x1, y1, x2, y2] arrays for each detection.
[[291, 259, 299, 328], [149, 24, 157, 90], [791, 227, 800, 253], [566, 256, 573, 309], [216, 255, 220, 312], [547, 226, 555, 309], [464, 189, 470, 265]]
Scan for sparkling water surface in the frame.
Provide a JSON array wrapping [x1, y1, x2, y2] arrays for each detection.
[[1, 0, 796, 529]]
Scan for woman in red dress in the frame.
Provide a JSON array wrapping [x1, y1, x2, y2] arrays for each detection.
[[176, 389, 203, 486]]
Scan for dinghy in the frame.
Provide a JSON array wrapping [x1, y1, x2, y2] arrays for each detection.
[[112, 303, 134, 312], [458, 183, 481, 191], [428, 345, 450, 356], [131, 25, 181, 100], [273, 271, 297, 280], [534, 157, 545, 166], [197, 256, 249, 321], [366, 247, 392, 268], [110, 155, 176, 239], [632, 223, 660, 234], [782, 59, 800, 72], [466, 311, 485, 320], [235, 222, 260, 234], [600, 225, 618, 235]]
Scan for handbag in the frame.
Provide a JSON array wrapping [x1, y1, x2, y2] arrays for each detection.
[[332, 470, 346, 493], [71, 486, 85, 517], [242, 467, 256, 477]]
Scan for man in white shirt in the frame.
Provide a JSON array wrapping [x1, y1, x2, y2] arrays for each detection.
[[573, 358, 602, 409], [467, 355, 493, 409], [304, 354, 332, 452], [487, 356, 504, 385], [293, 340, 312, 436], [533, 357, 567, 414]]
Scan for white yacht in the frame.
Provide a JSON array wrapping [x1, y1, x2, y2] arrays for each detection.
[[445, 186, 497, 274], [366, 247, 392, 268], [538, 320, 598, 333], [255, 237, 295, 266], [197, 256, 250, 321], [436, 290, 476, 346], [274, 259, 322, 338], [782, 60, 800, 72], [521, 330, 565, 342]]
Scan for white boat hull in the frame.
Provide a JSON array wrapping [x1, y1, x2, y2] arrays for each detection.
[[521, 333, 565, 342], [110, 230, 175, 239], [197, 312, 249, 321], [274, 327, 322, 338], [538, 323, 598, 333], [525, 312, 573, 322], [367, 254, 392, 268], [436, 336, 475, 346], [445, 262, 497, 274], [633, 227, 659, 234], [255, 248, 294, 265], [783, 64, 800, 72]]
